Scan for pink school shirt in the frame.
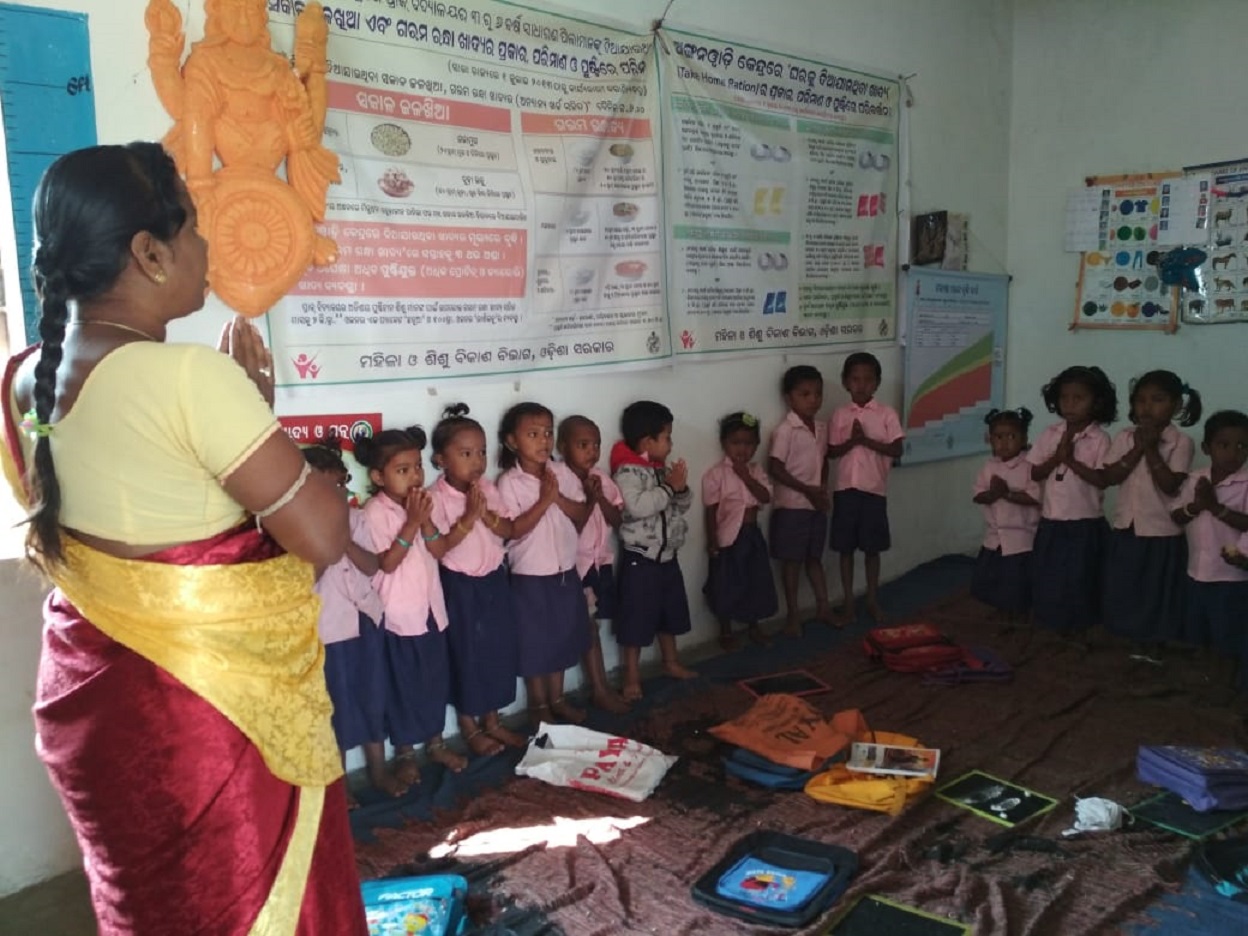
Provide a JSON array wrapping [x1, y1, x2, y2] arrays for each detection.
[[768, 411, 827, 510], [428, 475, 510, 576], [1178, 467, 1248, 583], [1026, 421, 1110, 520], [973, 455, 1041, 556], [703, 457, 772, 548], [1106, 425, 1194, 537], [315, 508, 385, 644], [361, 492, 449, 636], [827, 398, 904, 496], [498, 461, 585, 575], [575, 466, 622, 579]]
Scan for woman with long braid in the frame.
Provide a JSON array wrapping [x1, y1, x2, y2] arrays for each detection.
[[1, 144, 367, 933]]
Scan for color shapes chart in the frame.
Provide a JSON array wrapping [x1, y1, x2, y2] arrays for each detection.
[[1073, 176, 1178, 331]]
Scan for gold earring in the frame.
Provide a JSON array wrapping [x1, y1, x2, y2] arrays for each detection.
[[152, 270, 168, 285]]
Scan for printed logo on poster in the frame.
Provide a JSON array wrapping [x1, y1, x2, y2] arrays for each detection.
[[278, 413, 382, 451]]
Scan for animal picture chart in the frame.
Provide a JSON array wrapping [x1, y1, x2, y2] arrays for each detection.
[[1182, 157, 1248, 325], [1071, 173, 1180, 333]]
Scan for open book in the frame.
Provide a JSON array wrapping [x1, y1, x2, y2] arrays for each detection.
[[846, 742, 940, 781]]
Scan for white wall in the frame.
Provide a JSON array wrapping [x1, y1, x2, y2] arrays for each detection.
[[1008, 0, 1248, 452], [0, 0, 1013, 893]]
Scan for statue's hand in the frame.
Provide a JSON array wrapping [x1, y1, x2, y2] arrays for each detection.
[[144, 0, 184, 57]]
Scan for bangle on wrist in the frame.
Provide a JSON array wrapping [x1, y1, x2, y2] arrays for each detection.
[[395, 535, 413, 549], [455, 520, 473, 536], [421, 529, 440, 542], [1184, 503, 1198, 518]]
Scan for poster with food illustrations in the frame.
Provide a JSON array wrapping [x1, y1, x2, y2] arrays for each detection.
[[263, 0, 665, 385], [1071, 174, 1180, 332], [1181, 158, 1248, 325], [656, 28, 899, 357]]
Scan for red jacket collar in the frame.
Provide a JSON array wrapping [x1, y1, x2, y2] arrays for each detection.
[[609, 439, 661, 472]]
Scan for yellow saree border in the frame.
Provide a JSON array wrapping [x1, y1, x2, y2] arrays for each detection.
[[53, 536, 342, 787], [248, 785, 325, 936]]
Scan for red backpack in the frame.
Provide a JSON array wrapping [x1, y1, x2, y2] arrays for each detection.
[[862, 621, 965, 674]]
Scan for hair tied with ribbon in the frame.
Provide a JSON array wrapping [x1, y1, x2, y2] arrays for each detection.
[[741, 412, 758, 427], [20, 408, 53, 440]]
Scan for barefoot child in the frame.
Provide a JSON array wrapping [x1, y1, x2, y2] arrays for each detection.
[[1171, 411, 1248, 679], [827, 352, 905, 624], [356, 425, 466, 785], [767, 365, 832, 634], [425, 405, 526, 754], [703, 411, 779, 650], [305, 438, 394, 804], [970, 408, 1041, 628], [558, 415, 631, 714], [1027, 365, 1116, 634], [497, 402, 593, 730], [1101, 371, 1200, 653], [611, 400, 697, 700]]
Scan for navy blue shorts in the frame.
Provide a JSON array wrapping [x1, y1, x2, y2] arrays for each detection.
[[1030, 517, 1106, 633], [970, 547, 1032, 615], [323, 612, 386, 750], [829, 489, 890, 554], [582, 563, 617, 620], [705, 523, 780, 624], [1102, 528, 1186, 643], [441, 564, 519, 718], [615, 552, 692, 648], [1182, 577, 1248, 655], [511, 568, 591, 678], [768, 508, 827, 562], [384, 618, 451, 746]]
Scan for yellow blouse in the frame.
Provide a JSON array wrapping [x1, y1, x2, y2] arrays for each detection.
[[41, 342, 279, 544]]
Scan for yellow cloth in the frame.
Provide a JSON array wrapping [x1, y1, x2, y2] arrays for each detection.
[[33, 342, 279, 545], [52, 534, 341, 787]]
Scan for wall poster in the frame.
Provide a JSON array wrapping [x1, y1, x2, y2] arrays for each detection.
[[1070, 173, 1179, 333], [1181, 158, 1248, 325], [656, 27, 900, 357], [264, 0, 666, 386], [901, 269, 1008, 465]]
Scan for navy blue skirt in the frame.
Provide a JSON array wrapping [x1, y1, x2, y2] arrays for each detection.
[[1102, 528, 1187, 642], [441, 564, 519, 718], [582, 563, 617, 621], [384, 620, 451, 746], [970, 547, 1032, 615], [1182, 577, 1248, 655], [323, 612, 386, 750], [511, 568, 591, 678], [705, 523, 779, 624], [1030, 517, 1107, 633]]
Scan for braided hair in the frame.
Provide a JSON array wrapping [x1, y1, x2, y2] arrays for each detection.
[[25, 143, 186, 568]]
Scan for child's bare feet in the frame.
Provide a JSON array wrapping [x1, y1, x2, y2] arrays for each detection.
[[621, 680, 643, 702], [390, 750, 420, 787], [865, 600, 888, 624], [527, 701, 551, 732], [833, 603, 855, 627], [485, 721, 529, 749], [747, 623, 773, 648], [367, 763, 409, 798], [719, 631, 742, 652], [463, 727, 505, 757], [592, 688, 632, 714], [663, 660, 698, 680], [817, 605, 844, 630], [426, 738, 466, 773], [782, 612, 803, 637], [550, 696, 586, 724]]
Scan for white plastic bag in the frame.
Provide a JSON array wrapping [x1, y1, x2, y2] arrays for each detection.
[[515, 722, 677, 802]]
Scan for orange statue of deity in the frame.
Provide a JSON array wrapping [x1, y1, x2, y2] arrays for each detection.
[[146, 0, 340, 316]]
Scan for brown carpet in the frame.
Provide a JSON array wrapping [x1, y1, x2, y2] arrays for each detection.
[[355, 593, 1248, 935]]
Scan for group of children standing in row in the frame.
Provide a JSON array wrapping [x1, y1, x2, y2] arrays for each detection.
[[309, 350, 911, 800], [970, 366, 1248, 677]]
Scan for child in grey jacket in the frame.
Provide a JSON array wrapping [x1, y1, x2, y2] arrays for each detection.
[[609, 401, 697, 700]]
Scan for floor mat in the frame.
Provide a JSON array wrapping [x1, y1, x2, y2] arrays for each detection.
[[354, 556, 1248, 934]]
